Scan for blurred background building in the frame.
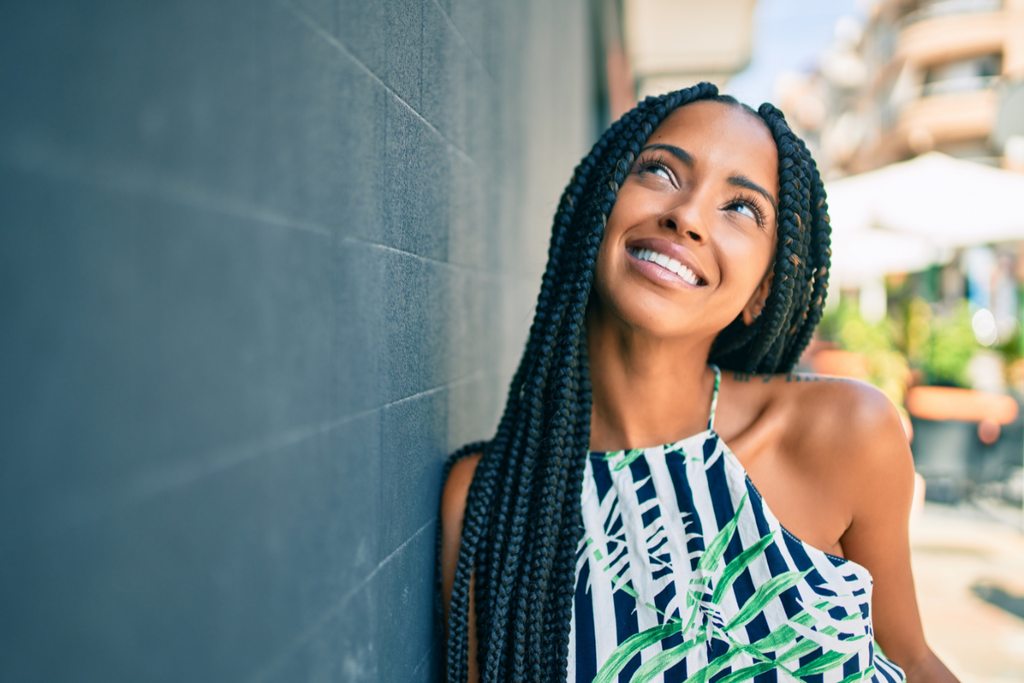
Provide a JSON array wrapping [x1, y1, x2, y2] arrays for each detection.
[[761, 3, 1024, 675], [767, 0, 1024, 173], [598, 0, 760, 122], [2, 1, 1021, 681], [624, 0, 758, 98], [765, 0, 1024, 512]]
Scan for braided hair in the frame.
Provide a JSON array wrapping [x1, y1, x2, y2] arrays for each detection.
[[437, 82, 831, 683]]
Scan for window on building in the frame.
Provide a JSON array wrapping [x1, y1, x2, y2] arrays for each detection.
[[922, 53, 1002, 96]]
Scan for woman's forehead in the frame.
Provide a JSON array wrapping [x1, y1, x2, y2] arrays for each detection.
[[646, 101, 780, 195]]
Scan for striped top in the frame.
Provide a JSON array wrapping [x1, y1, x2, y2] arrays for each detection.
[[568, 365, 905, 683]]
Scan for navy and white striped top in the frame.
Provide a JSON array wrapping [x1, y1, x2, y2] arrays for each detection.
[[568, 365, 906, 683]]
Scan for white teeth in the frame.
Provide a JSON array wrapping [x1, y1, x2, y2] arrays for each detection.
[[631, 247, 701, 285]]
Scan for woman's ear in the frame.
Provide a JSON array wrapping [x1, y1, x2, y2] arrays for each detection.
[[741, 270, 773, 326]]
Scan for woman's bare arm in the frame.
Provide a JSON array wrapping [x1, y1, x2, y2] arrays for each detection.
[[440, 454, 482, 683], [832, 386, 958, 682]]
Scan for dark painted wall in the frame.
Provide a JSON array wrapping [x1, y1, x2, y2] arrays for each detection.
[[0, 1, 594, 681]]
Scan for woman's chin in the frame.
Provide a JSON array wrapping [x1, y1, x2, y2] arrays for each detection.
[[591, 299, 695, 339]]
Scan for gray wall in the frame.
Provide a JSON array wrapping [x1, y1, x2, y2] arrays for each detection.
[[0, 1, 594, 681]]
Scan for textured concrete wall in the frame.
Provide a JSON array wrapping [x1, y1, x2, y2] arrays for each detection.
[[0, 1, 594, 681]]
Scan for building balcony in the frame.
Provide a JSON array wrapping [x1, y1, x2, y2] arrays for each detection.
[[896, 86, 998, 145], [897, 5, 1007, 67], [902, 0, 1003, 24]]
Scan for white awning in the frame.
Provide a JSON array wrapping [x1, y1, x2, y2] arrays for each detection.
[[824, 152, 1024, 285], [829, 228, 948, 288]]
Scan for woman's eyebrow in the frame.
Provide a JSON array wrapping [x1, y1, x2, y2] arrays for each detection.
[[641, 143, 693, 167], [729, 175, 779, 217]]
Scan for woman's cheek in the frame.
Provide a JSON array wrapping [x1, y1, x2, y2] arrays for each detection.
[[723, 232, 773, 287]]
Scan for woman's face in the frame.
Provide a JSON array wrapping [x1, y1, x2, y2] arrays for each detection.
[[593, 100, 780, 341]]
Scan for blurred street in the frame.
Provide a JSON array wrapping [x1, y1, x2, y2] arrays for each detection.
[[912, 503, 1024, 681]]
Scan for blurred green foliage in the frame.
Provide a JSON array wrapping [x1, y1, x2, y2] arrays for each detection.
[[818, 299, 909, 404], [821, 296, 980, 393], [902, 298, 978, 387], [993, 325, 1023, 368]]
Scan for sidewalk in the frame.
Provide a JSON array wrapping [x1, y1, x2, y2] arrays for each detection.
[[910, 502, 1024, 682]]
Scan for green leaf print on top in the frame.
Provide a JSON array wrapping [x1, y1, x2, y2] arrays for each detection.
[[611, 448, 647, 472], [584, 461, 881, 683]]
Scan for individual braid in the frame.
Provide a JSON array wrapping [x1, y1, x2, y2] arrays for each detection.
[[709, 102, 831, 373], [781, 136, 832, 370], [440, 83, 832, 683]]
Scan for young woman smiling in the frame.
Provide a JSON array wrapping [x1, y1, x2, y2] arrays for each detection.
[[438, 84, 957, 683]]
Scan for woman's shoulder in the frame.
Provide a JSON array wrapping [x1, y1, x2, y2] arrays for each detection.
[[765, 370, 889, 413], [442, 453, 483, 527], [777, 373, 903, 447], [726, 370, 911, 482], [728, 370, 899, 435], [771, 373, 914, 494], [439, 453, 483, 626]]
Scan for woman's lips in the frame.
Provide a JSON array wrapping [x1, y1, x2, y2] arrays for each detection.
[[628, 246, 704, 285], [625, 242, 707, 289], [627, 251, 703, 289]]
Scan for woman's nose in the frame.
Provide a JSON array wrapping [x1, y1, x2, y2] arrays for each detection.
[[660, 203, 708, 244]]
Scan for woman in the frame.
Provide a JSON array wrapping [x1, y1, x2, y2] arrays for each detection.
[[438, 83, 957, 683]]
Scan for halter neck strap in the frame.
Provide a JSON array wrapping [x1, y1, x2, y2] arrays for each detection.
[[707, 364, 721, 431]]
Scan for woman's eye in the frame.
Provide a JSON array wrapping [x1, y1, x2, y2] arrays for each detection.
[[729, 203, 758, 221], [640, 163, 671, 180]]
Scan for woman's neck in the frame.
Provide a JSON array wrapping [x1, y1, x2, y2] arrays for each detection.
[[586, 308, 717, 452]]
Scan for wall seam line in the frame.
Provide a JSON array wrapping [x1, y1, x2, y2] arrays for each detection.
[[276, 0, 480, 169], [0, 155, 333, 238], [246, 517, 438, 683], [430, 0, 495, 85], [409, 646, 434, 680], [0, 159, 540, 284], [341, 234, 542, 281], [45, 370, 500, 532]]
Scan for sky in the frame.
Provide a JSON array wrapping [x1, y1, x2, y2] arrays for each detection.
[[725, 0, 866, 107]]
